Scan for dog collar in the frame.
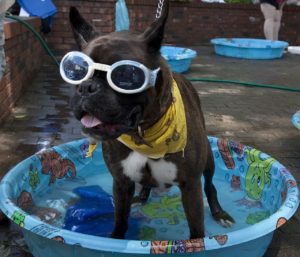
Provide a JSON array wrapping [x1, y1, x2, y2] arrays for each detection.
[[117, 79, 187, 159]]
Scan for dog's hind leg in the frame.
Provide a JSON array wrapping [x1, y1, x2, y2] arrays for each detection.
[[204, 147, 235, 227], [180, 178, 205, 239]]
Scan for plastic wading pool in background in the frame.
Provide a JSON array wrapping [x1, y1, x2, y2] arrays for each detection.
[[160, 46, 197, 73], [292, 110, 300, 129], [0, 137, 298, 257], [211, 38, 288, 59]]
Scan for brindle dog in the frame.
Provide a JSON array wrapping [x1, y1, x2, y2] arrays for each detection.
[[68, 1, 234, 239]]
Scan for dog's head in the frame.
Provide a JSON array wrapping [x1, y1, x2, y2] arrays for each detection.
[[68, 1, 173, 141]]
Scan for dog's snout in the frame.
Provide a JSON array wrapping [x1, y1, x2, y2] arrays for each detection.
[[77, 81, 99, 96]]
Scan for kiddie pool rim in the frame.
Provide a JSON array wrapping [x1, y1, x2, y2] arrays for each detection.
[[0, 137, 298, 254], [210, 38, 289, 49]]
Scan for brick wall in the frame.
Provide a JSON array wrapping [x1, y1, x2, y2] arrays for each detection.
[[47, 0, 300, 54], [48, 0, 115, 56], [0, 18, 44, 124], [126, 1, 300, 46]]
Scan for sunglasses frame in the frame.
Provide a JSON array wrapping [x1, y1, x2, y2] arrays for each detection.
[[60, 51, 160, 94]]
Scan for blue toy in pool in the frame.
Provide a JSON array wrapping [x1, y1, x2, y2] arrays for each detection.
[[211, 38, 288, 59], [63, 185, 115, 237], [63, 185, 139, 238], [0, 137, 298, 257]]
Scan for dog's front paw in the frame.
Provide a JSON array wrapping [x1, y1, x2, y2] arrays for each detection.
[[213, 211, 235, 228]]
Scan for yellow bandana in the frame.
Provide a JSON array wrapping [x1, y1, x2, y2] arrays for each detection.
[[118, 80, 187, 159], [86, 140, 97, 158]]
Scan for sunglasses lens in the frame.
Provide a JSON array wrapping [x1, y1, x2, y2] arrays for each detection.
[[62, 54, 89, 81], [111, 65, 145, 90]]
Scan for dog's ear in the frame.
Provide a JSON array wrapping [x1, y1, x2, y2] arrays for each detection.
[[69, 7, 100, 49], [141, 0, 169, 53]]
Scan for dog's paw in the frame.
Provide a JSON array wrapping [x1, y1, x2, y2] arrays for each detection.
[[213, 211, 235, 228], [131, 187, 151, 207], [131, 195, 148, 207]]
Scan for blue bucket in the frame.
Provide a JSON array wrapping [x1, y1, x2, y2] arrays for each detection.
[[17, 0, 57, 18], [0, 137, 298, 257], [160, 46, 197, 73], [211, 38, 288, 59]]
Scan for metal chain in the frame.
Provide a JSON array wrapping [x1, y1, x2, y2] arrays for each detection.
[[155, 0, 165, 19]]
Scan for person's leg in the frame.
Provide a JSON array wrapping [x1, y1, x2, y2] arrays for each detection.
[[260, 3, 277, 40], [0, 14, 8, 223], [0, 13, 5, 80], [273, 7, 283, 41]]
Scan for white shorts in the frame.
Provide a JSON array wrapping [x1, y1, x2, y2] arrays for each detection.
[[0, 13, 5, 80]]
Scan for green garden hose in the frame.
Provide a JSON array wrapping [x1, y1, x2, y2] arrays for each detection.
[[188, 78, 300, 93], [4, 14, 300, 93], [5, 14, 60, 67]]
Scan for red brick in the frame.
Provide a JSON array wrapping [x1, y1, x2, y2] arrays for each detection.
[[0, 17, 44, 121]]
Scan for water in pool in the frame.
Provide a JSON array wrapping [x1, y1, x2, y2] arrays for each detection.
[[23, 161, 271, 241]]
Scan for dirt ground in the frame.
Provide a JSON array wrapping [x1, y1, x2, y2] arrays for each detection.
[[0, 46, 299, 256]]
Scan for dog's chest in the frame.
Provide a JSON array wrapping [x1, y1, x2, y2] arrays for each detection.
[[121, 151, 178, 188]]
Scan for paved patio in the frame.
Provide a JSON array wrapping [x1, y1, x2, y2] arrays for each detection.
[[0, 46, 299, 256]]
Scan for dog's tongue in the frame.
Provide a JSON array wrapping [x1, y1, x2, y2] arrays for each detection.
[[81, 115, 102, 128]]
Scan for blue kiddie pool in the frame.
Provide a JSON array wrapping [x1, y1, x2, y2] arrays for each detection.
[[0, 137, 298, 257], [292, 110, 300, 129], [160, 46, 197, 73], [211, 38, 288, 59]]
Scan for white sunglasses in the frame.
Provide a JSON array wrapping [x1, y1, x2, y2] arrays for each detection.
[[59, 51, 160, 94]]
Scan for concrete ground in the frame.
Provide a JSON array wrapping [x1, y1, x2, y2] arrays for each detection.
[[0, 46, 299, 256]]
